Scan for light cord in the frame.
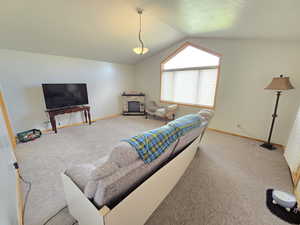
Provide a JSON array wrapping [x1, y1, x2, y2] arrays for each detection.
[[138, 10, 144, 55]]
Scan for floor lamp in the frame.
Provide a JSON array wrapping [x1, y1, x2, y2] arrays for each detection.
[[261, 75, 294, 150]]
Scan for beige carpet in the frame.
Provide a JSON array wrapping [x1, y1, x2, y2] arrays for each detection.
[[16, 116, 292, 225]]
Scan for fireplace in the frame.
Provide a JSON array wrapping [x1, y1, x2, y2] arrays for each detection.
[[128, 101, 141, 112], [122, 92, 145, 115]]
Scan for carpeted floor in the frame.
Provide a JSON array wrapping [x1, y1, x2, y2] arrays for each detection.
[[16, 116, 292, 225]]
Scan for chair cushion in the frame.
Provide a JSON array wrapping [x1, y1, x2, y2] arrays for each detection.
[[155, 108, 166, 117], [167, 104, 177, 111]]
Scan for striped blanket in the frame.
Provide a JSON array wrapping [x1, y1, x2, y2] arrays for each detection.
[[123, 114, 202, 163], [168, 114, 202, 136]]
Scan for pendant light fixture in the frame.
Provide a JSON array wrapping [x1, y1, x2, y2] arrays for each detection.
[[133, 8, 149, 55]]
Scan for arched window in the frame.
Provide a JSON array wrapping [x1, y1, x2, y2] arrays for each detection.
[[160, 42, 221, 109]]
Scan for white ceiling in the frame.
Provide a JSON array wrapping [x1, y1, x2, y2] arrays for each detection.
[[145, 0, 300, 40], [0, 0, 299, 64]]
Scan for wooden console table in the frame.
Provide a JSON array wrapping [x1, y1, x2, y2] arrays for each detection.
[[47, 106, 91, 133]]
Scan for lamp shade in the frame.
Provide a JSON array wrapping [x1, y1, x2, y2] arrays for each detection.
[[133, 47, 149, 55], [265, 75, 294, 90]]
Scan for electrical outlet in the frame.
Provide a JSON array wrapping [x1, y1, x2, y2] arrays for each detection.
[[237, 124, 242, 128]]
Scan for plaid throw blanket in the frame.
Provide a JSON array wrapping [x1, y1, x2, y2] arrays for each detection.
[[168, 114, 203, 136], [124, 114, 202, 163]]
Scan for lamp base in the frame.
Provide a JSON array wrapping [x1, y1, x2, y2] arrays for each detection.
[[260, 142, 277, 150]]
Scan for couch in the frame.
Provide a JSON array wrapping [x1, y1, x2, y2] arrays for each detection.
[[62, 109, 214, 225]]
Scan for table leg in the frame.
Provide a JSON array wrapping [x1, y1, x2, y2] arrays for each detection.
[[50, 116, 57, 133], [87, 109, 91, 125], [84, 110, 87, 123]]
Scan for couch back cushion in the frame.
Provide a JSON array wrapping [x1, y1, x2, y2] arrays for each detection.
[[108, 142, 139, 167], [173, 127, 203, 155], [90, 161, 119, 180], [92, 142, 176, 207]]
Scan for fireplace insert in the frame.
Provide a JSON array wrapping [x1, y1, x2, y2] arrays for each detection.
[[122, 92, 145, 115]]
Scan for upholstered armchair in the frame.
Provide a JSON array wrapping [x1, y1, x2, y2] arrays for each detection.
[[198, 109, 214, 124], [145, 101, 178, 121]]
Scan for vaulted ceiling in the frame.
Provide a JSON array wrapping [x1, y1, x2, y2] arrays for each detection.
[[1, 0, 299, 64]]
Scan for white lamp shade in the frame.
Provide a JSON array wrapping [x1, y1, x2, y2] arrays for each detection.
[[133, 47, 149, 55], [265, 76, 294, 90]]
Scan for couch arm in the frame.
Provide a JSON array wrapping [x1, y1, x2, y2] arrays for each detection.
[[65, 164, 96, 191], [92, 160, 144, 208]]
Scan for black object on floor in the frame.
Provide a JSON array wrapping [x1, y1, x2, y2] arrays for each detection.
[[17, 129, 42, 143], [266, 189, 300, 224]]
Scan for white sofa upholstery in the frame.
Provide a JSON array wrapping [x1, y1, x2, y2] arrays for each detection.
[[65, 110, 214, 209]]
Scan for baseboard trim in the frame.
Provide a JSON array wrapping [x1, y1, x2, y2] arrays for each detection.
[[43, 113, 121, 133], [34, 116, 286, 150], [207, 128, 285, 150], [92, 113, 121, 122]]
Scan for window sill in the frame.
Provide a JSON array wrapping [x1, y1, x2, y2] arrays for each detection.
[[160, 100, 215, 110]]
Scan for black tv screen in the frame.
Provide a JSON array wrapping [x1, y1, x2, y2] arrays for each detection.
[[42, 83, 89, 110]]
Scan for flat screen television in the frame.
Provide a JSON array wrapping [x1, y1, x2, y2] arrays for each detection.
[[42, 83, 89, 110]]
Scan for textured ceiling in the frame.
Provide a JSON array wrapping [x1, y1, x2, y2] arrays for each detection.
[[144, 0, 300, 40], [0, 0, 185, 64], [0, 0, 299, 64]]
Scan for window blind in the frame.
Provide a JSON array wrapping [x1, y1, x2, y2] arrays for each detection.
[[161, 68, 218, 107]]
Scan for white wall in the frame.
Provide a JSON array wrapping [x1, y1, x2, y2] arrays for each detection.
[[1, 39, 300, 145], [135, 38, 300, 145], [0, 50, 135, 133]]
